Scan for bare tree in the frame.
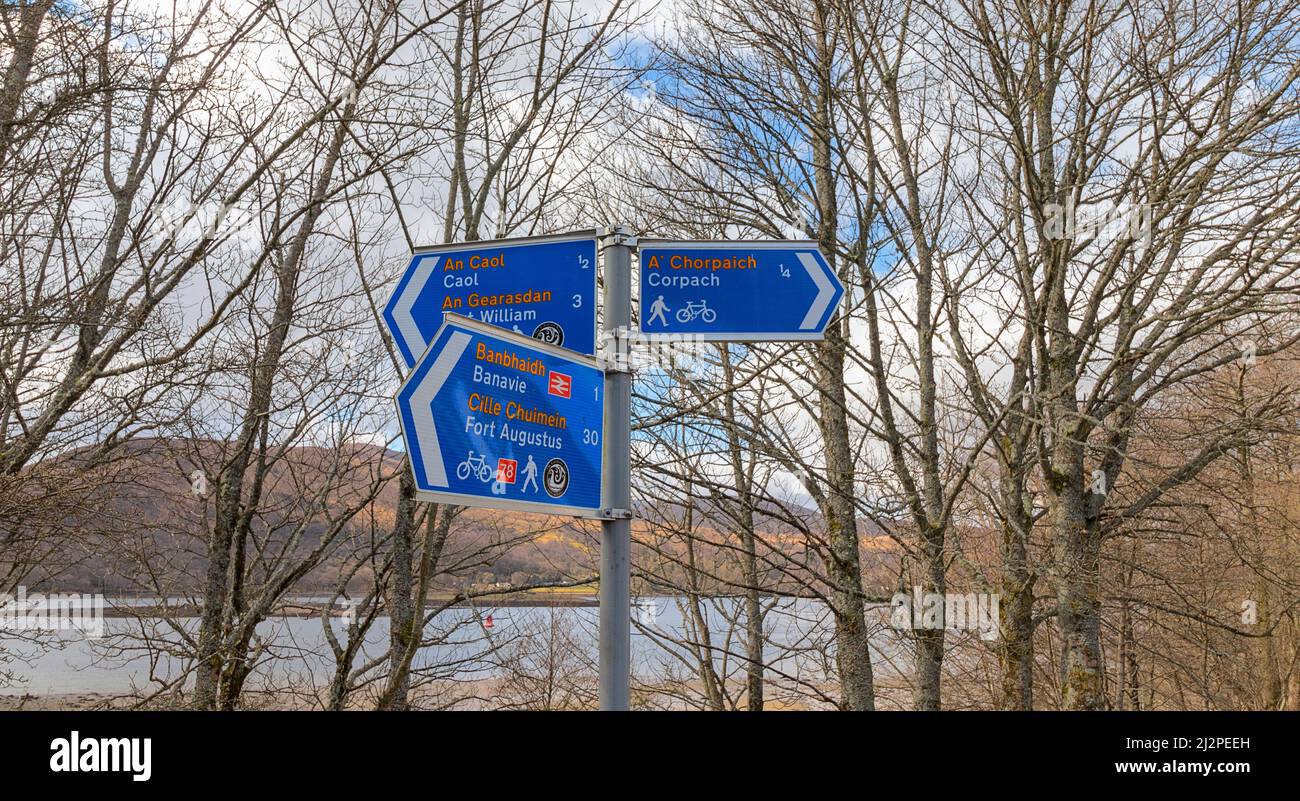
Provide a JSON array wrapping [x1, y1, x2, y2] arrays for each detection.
[[943, 0, 1300, 708]]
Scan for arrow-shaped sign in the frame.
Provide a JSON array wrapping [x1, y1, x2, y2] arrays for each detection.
[[394, 314, 605, 517], [384, 230, 598, 368], [638, 240, 844, 341], [389, 254, 443, 368], [406, 326, 471, 488]]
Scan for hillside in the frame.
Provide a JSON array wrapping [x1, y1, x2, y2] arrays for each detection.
[[19, 437, 896, 596]]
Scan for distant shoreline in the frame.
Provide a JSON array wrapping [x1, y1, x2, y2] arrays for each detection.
[[89, 592, 600, 618], [21, 591, 847, 618]]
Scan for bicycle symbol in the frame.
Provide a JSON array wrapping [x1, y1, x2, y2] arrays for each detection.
[[456, 450, 495, 483], [675, 299, 716, 324]]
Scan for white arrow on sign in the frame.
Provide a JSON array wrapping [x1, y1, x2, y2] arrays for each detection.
[[410, 329, 470, 487], [391, 255, 439, 360], [798, 251, 834, 330]]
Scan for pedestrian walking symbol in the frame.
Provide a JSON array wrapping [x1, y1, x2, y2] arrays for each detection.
[[522, 454, 539, 494], [647, 295, 670, 327]]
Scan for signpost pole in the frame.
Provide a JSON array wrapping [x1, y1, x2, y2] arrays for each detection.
[[599, 225, 633, 711]]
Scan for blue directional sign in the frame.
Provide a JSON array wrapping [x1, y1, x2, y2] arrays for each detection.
[[385, 230, 598, 367], [638, 240, 844, 340], [395, 314, 605, 517]]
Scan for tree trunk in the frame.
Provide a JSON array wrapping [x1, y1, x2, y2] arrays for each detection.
[[818, 331, 874, 711], [912, 529, 945, 710], [1050, 481, 1105, 710], [720, 347, 764, 710], [193, 106, 352, 709], [0, 0, 53, 167], [810, 0, 873, 712], [997, 478, 1034, 709], [378, 469, 418, 710], [378, 503, 453, 709]]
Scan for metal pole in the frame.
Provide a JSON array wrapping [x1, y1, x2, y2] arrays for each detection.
[[599, 225, 633, 711]]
